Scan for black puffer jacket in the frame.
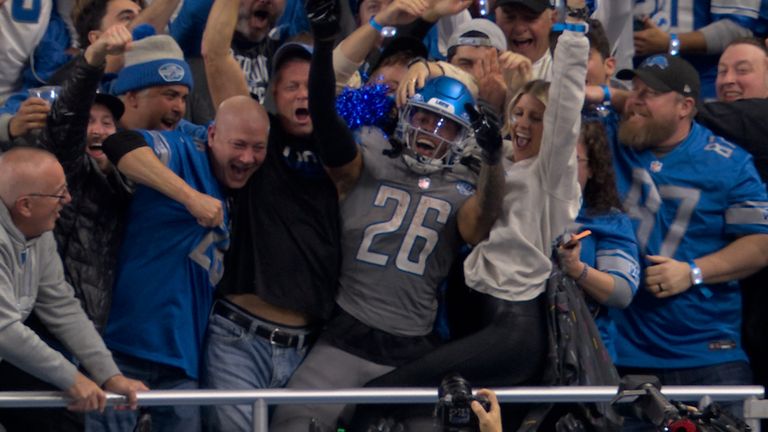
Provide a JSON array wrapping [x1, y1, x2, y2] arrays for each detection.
[[34, 56, 132, 332]]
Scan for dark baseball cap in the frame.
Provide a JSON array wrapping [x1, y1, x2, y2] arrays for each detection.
[[271, 42, 313, 76], [495, 0, 553, 14], [371, 36, 428, 73], [94, 92, 125, 121], [617, 54, 700, 101]]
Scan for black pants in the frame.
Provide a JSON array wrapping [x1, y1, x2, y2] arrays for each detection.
[[0, 316, 83, 432], [351, 292, 547, 430]]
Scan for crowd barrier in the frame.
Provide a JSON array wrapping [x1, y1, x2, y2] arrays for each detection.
[[0, 386, 765, 432]]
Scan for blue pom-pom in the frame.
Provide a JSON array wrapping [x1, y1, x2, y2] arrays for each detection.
[[131, 23, 156, 41], [336, 84, 395, 132]]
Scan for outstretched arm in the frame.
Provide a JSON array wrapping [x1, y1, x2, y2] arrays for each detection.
[[102, 130, 224, 227], [44, 24, 132, 165], [645, 234, 768, 299], [634, 17, 752, 56], [307, 0, 363, 199], [333, 0, 427, 90], [538, 0, 588, 197], [201, 0, 250, 109]]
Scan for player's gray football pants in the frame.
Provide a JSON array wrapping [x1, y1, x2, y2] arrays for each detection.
[[270, 338, 395, 431]]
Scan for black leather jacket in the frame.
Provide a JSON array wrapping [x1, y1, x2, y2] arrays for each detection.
[[30, 56, 132, 332]]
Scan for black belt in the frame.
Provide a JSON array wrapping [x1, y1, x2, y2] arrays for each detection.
[[212, 301, 315, 349]]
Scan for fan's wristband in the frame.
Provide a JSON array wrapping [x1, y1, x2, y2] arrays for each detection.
[[552, 22, 588, 33]]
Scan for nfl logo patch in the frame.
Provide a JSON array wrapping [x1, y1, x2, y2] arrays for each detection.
[[158, 63, 185, 82], [650, 161, 663, 173], [418, 177, 431, 190], [455, 180, 475, 196]]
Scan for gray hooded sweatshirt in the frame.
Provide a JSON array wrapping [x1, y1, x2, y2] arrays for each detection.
[[0, 202, 120, 390]]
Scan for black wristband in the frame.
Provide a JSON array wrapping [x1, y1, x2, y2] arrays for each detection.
[[566, 5, 590, 20], [102, 129, 148, 165]]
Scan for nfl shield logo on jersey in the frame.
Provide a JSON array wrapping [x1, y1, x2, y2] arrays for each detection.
[[455, 180, 475, 196], [418, 177, 431, 190]]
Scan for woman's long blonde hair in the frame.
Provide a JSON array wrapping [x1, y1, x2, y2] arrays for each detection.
[[502, 79, 550, 137]]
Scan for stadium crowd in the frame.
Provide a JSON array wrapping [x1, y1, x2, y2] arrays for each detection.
[[1, 0, 768, 430]]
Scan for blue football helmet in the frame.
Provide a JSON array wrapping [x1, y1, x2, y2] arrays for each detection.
[[397, 76, 475, 174]]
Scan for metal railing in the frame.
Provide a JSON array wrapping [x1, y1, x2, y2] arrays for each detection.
[[0, 386, 764, 432]]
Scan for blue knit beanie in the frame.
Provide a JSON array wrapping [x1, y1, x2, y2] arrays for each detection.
[[112, 24, 193, 95]]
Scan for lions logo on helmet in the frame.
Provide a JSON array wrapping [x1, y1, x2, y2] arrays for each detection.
[[397, 76, 475, 174]]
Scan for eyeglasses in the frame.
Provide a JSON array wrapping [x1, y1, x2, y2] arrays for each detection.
[[27, 193, 68, 200], [25, 186, 70, 201]]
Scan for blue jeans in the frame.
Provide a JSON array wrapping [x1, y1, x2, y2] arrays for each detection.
[[201, 313, 308, 432], [85, 352, 200, 432], [617, 361, 753, 431]]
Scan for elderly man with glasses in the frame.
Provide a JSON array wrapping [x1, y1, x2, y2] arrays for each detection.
[[0, 147, 147, 422]]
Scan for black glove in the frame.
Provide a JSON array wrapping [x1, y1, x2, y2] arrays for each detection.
[[305, 0, 341, 41], [466, 101, 503, 165]]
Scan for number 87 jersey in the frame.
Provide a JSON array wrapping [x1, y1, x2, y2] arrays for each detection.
[[335, 126, 478, 338], [614, 122, 768, 263], [610, 121, 768, 367]]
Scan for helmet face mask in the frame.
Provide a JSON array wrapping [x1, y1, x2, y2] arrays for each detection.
[[396, 76, 475, 174]]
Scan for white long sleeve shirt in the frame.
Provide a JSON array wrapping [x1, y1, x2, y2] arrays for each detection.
[[464, 29, 588, 301]]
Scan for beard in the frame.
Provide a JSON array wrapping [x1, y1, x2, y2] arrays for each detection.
[[618, 112, 677, 152]]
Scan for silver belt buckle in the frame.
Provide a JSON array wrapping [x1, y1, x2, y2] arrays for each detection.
[[269, 328, 281, 345]]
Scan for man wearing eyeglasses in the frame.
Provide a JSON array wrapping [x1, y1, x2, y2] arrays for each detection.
[[0, 147, 148, 421]]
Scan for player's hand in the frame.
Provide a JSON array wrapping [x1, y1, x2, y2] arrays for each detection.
[[644, 255, 692, 298], [103, 374, 148, 410], [305, 0, 341, 41], [185, 191, 224, 227], [65, 372, 107, 412], [9, 98, 50, 138], [374, 0, 428, 27], [397, 60, 431, 107], [466, 101, 502, 165], [633, 17, 670, 56], [472, 389, 502, 432]]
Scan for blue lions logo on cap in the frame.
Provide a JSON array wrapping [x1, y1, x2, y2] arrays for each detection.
[[641, 55, 669, 70], [158, 63, 185, 82]]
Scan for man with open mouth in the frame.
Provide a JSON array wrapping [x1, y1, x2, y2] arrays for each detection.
[[494, 0, 556, 81], [195, 0, 343, 429]]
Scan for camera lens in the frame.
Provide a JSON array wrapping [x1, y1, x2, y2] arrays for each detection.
[[436, 373, 479, 431], [438, 373, 473, 401]]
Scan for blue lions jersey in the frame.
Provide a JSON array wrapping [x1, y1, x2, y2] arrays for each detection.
[[104, 130, 228, 379], [575, 209, 640, 361], [610, 121, 768, 368]]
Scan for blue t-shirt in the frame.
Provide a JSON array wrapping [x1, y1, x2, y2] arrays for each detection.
[[609, 120, 768, 368], [103, 129, 228, 379], [575, 209, 640, 361]]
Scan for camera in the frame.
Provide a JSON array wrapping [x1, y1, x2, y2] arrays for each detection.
[[434, 373, 490, 432], [612, 375, 750, 432]]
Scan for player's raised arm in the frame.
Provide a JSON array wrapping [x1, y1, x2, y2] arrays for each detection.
[[307, 0, 363, 199]]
